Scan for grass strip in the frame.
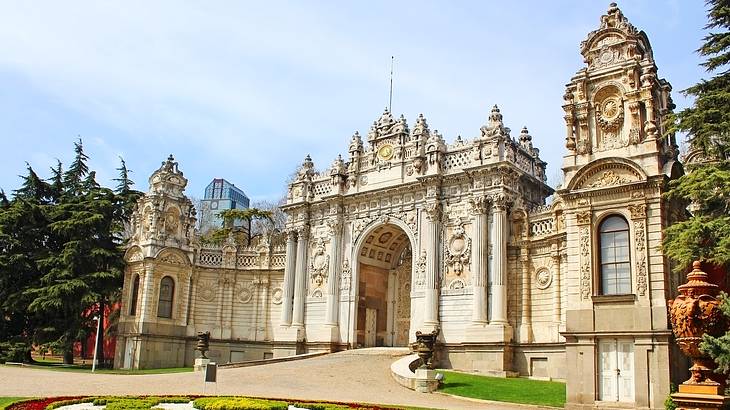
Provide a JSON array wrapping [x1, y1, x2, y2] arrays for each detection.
[[437, 370, 566, 408]]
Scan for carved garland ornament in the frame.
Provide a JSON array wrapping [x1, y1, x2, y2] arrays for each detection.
[[634, 221, 648, 296], [415, 250, 427, 289], [579, 227, 592, 299], [340, 259, 352, 291]]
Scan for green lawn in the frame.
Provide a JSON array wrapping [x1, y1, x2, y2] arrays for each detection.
[[438, 370, 566, 408], [0, 398, 27, 410]]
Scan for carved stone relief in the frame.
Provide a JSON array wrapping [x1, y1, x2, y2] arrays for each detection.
[[634, 221, 648, 296], [579, 227, 592, 299], [197, 279, 217, 302], [536, 268, 552, 290], [340, 259, 351, 291], [415, 250, 427, 289], [235, 281, 254, 304], [445, 222, 471, 277], [271, 287, 283, 305], [310, 239, 329, 288]]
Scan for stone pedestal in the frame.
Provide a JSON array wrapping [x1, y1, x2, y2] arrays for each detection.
[[194, 358, 210, 372], [672, 384, 729, 410], [414, 368, 439, 393]]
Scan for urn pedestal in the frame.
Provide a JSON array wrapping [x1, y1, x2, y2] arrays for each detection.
[[669, 261, 729, 410]]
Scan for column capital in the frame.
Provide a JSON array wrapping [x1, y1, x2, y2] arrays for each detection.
[[575, 210, 592, 225], [628, 203, 646, 220], [424, 202, 441, 222], [490, 193, 509, 211], [296, 225, 310, 240], [468, 195, 490, 215]]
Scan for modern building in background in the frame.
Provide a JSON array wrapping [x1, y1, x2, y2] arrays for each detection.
[[198, 178, 250, 234]]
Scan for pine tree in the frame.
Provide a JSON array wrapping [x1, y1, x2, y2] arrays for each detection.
[[48, 160, 64, 203], [663, 0, 730, 378], [62, 139, 90, 194], [0, 167, 52, 362], [664, 0, 730, 268]]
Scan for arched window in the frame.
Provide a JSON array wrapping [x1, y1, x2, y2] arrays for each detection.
[[157, 276, 175, 318], [599, 216, 631, 295], [129, 274, 140, 316]]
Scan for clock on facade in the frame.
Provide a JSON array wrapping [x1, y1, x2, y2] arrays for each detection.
[[377, 144, 395, 161]]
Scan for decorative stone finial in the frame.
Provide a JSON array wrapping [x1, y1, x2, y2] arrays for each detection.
[[489, 105, 503, 125], [349, 131, 363, 153], [519, 127, 532, 142]]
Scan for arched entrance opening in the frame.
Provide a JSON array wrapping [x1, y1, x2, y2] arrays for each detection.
[[354, 223, 412, 347]]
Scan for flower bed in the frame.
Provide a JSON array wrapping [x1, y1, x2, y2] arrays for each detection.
[[5, 396, 412, 410]]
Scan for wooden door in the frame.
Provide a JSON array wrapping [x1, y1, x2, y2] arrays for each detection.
[[599, 339, 634, 402], [365, 308, 377, 347]]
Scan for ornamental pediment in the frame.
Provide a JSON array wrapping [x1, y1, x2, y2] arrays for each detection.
[[570, 159, 645, 191]]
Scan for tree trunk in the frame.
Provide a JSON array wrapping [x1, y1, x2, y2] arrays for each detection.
[[63, 349, 73, 365]]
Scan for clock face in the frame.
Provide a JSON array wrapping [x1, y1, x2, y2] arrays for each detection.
[[377, 144, 394, 160], [210, 201, 218, 210]]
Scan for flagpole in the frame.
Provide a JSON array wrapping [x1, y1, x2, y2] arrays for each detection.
[[389, 56, 394, 112]]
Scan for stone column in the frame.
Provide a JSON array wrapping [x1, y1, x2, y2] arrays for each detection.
[[292, 226, 309, 327], [469, 196, 489, 325], [551, 245, 562, 325], [423, 202, 441, 329], [490, 196, 508, 325], [137, 264, 155, 327], [280, 230, 297, 326], [325, 218, 342, 327], [519, 248, 532, 342]]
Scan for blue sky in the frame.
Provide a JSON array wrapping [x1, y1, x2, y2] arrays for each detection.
[[0, 1, 708, 202]]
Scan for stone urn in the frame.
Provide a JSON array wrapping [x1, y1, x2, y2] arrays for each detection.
[[196, 331, 210, 359], [669, 261, 727, 388], [415, 329, 439, 369]]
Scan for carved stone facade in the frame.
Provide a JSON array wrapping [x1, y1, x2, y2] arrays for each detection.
[[114, 156, 288, 369], [118, 5, 684, 409]]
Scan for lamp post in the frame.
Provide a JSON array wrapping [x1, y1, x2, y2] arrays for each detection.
[[91, 314, 101, 373]]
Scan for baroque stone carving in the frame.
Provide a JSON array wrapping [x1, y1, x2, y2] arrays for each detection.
[[634, 221, 647, 296], [579, 227, 591, 299], [127, 249, 144, 263], [445, 223, 471, 276], [271, 287, 283, 305], [536, 269, 552, 290], [159, 252, 186, 265], [576, 211, 592, 225], [415, 250, 427, 289], [235, 282, 254, 304], [197, 279, 217, 302], [585, 171, 632, 188], [628, 203, 646, 219], [309, 239, 329, 287], [340, 259, 351, 291]]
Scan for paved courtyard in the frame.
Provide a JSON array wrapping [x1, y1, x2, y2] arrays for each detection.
[[0, 350, 549, 409]]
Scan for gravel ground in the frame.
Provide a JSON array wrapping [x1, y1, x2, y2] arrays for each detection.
[[0, 350, 539, 410]]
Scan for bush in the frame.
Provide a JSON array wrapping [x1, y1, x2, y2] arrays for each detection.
[[0, 342, 30, 363], [193, 397, 288, 410]]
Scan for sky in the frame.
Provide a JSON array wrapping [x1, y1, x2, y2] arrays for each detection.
[[0, 1, 709, 202]]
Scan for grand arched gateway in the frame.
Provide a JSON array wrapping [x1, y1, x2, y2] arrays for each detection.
[[116, 5, 687, 409]]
